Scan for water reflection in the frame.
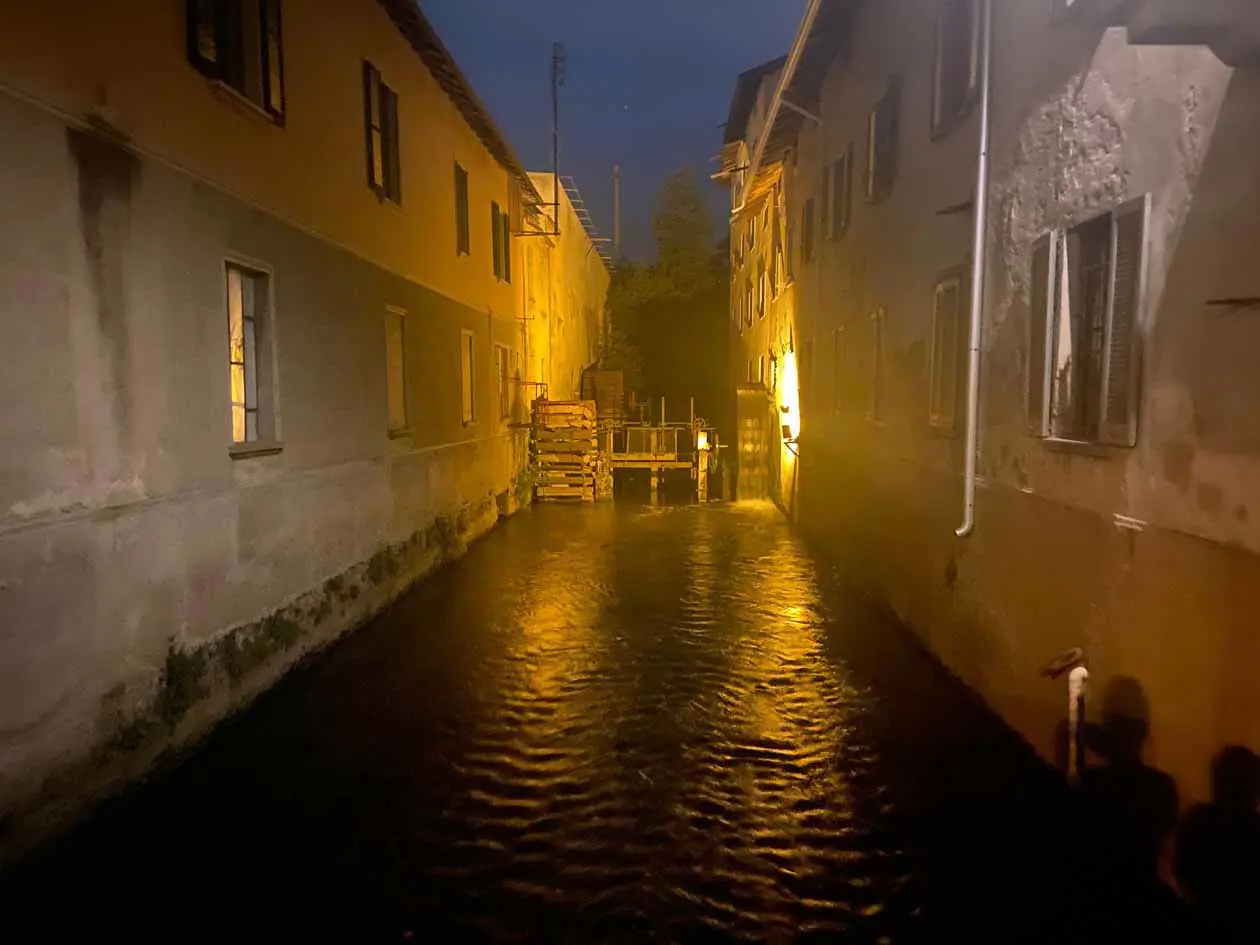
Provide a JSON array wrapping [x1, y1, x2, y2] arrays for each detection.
[[1, 504, 962, 941]]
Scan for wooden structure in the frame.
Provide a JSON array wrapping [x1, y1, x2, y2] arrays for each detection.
[[580, 368, 626, 424], [532, 400, 597, 502]]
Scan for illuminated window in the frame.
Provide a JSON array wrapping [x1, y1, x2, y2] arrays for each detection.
[[454, 163, 471, 256], [495, 343, 511, 420], [929, 276, 964, 429], [1028, 197, 1148, 446], [363, 62, 401, 203], [460, 329, 476, 424], [869, 307, 886, 421], [829, 145, 853, 239], [187, 0, 285, 121], [932, 0, 981, 137], [385, 307, 408, 434], [225, 262, 275, 446], [866, 81, 901, 202]]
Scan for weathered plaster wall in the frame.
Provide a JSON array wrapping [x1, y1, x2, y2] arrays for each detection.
[[0, 64, 536, 851], [760, 0, 1260, 804], [527, 174, 610, 401]]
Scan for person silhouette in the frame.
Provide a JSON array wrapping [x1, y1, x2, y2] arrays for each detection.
[[1174, 745, 1260, 944]]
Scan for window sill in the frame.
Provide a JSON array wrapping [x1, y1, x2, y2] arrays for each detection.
[[229, 440, 284, 459], [209, 80, 282, 126], [1041, 437, 1112, 458]]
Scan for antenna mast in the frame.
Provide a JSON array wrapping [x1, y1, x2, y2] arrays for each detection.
[[551, 42, 566, 237]]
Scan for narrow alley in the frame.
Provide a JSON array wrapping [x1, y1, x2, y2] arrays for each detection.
[[0, 504, 1187, 943]]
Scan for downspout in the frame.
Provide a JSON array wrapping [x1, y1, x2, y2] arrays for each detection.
[[732, 0, 823, 216], [956, 0, 993, 538]]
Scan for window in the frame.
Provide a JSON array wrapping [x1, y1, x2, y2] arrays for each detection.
[[385, 306, 408, 434], [495, 343, 511, 420], [929, 276, 964, 429], [802, 198, 817, 263], [491, 202, 512, 283], [869, 307, 886, 420], [757, 258, 767, 317], [932, 0, 981, 137], [801, 338, 814, 411], [770, 355, 779, 393], [225, 262, 275, 445], [744, 277, 754, 327], [748, 360, 755, 383], [363, 62, 401, 203], [866, 81, 901, 202], [187, 0, 285, 120], [491, 202, 503, 280], [832, 325, 847, 415], [496, 212, 506, 287], [1028, 197, 1148, 446], [830, 145, 853, 239], [454, 163, 471, 256], [460, 329, 476, 424], [758, 354, 767, 386]]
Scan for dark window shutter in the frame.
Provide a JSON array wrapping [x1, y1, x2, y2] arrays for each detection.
[[187, 0, 222, 77], [502, 213, 512, 284], [491, 203, 503, 279], [820, 164, 831, 236], [1027, 235, 1052, 436], [363, 62, 380, 191], [262, 0, 285, 118], [384, 86, 401, 203], [1101, 197, 1148, 447]]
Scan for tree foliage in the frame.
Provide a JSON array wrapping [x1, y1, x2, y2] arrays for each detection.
[[605, 166, 731, 429]]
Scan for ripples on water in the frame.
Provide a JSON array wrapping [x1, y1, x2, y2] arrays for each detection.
[[1, 503, 1091, 942]]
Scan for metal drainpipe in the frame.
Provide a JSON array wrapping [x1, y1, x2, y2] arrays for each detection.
[[956, 0, 994, 538]]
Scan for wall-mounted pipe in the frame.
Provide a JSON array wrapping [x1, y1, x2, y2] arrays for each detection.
[[956, 0, 994, 538]]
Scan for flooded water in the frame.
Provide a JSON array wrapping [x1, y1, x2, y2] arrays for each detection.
[[0, 504, 1187, 943]]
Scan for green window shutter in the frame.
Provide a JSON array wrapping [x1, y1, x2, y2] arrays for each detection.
[[1100, 196, 1148, 447]]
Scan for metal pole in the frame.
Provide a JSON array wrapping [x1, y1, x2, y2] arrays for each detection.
[[613, 165, 622, 259], [956, 0, 993, 539], [551, 43, 565, 238]]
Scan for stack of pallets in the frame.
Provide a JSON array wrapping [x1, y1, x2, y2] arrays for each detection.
[[532, 400, 597, 502]]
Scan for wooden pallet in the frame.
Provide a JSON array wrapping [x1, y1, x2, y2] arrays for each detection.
[[531, 400, 598, 503]]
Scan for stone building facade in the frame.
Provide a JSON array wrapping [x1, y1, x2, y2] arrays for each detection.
[[0, 0, 606, 842], [719, 0, 1260, 802]]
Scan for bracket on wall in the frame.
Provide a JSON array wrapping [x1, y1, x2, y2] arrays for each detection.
[[1206, 297, 1260, 314]]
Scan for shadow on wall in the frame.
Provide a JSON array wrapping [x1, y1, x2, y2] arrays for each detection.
[[1174, 745, 1260, 945]]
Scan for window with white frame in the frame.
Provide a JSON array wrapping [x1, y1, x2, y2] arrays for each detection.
[[460, 328, 476, 424], [869, 307, 887, 420], [744, 277, 754, 328], [929, 276, 964, 429], [187, 0, 285, 120], [866, 81, 901, 202], [225, 262, 276, 446], [1027, 196, 1148, 446], [385, 306, 408, 434], [932, 0, 981, 137], [758, 354, 766, 386]]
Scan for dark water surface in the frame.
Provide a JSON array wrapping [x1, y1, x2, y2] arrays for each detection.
[[1, 504, 1187, 942]]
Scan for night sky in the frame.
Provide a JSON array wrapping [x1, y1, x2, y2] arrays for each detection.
[[420, 0, 804, 261]]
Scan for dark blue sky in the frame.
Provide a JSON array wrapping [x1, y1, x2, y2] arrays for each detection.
[[420, 0, 804, 261]]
